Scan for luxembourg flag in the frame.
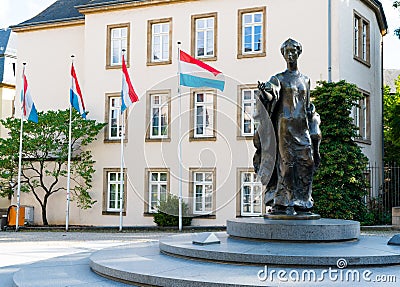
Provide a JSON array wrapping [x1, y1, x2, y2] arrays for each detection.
[[70, 63, 86, 119], [21, 72, 38, 123], [179, 50, 225, 92], [121, 54, 139, 113]]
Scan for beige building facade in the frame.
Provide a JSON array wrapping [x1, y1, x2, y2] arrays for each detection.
[[0, 28, 16, 209], [11, 0, 387, 226]]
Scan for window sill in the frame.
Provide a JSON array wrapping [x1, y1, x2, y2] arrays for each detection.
[[146, 60, 172, 66], [354, 138, 371, 145], [191, 213, 216, 219], [195, 56, 217, 62], [102, 211, 126, 216], [353, 56, 371, 68], [143, 212, 155, 217], [106, 64, 130, 70], [104, 138, 128, 144], [189, 136, 217, 142], [145, 137, 171, 143], [237, 52, 266, 59], [237, 134, 254, 140], [236, 214, 263, 218]]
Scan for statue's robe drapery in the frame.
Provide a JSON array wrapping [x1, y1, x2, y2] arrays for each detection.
[[253, 73, 321, 210]]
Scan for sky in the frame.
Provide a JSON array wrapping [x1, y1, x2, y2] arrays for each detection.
[[0, 0, 399, 69]]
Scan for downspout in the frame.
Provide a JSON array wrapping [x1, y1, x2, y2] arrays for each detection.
[[328, 0, 332, 82], [381, 35, 385, 190]]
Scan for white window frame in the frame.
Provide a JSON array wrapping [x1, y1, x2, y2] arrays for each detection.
[[195, 17, 215, 58], [109, 96, 122, 140], [193, 171, 214, 214], [351, 92, 370, 141], [150, 94, 168, 139], [353, 11, 370, 65], [352, 103, 360, 137], [240, 172, 263, 216], [194, 91, 214, 138], [354, 17, 359, 57], [242, 12, 263, 54], [107, 171, 122, 212], [355, 98, 367, 139], [241, 89, 257, 136], [110, 26, 128, 66], [362, 22, 367, 61], [148, 171, 168, 213], [152, 22, 170, 62]]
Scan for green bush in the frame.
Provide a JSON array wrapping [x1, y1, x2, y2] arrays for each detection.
[[153, 194, 192, 227], [311, 81, 369, 222]]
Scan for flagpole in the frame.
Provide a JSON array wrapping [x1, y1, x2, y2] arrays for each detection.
[[66, 55, 74, 232], [177, 42, 183, 232], [119, 49, 126, 232], [119, 111, 125, 232], [16, 63, 26, 232]]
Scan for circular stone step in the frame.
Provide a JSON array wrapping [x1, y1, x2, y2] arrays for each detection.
[[90, 241, 400, 287], [159, 232, 400, 266], [226, 217, 360, 241]]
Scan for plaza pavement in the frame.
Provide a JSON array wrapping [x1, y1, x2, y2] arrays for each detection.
[[0, 230, 174, 286], [0, 228, 399, 286]]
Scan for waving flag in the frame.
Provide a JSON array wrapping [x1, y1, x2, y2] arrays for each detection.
[[70, 63, 86, 119], [21, 72, 38, 123], [179, 50, 225, 92], [121, 54, 139, 113]]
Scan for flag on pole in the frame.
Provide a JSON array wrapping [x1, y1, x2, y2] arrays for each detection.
[[21, 72, 38, 123], [121, 54, 138, 113], [70, 63, 86, 119], [179, 50, 225, 92]]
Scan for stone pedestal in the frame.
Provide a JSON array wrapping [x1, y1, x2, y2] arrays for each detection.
[[393, 207, 400, 230], [227, 217, 360, 241]]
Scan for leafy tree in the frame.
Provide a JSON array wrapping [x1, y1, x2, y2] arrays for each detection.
[[382, 77, 400, 220], [383, 76, 400, 163], [311, 81, 369, 222], [0, 109, 105, 225]]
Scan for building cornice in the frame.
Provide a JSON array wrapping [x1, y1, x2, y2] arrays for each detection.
[[361, 0, 388, 35], [11, 19, 85, 33], [10, 0, 387, 36], [77, 0, 197, 14]]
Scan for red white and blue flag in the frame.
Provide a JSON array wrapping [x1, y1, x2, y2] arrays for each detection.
[[21, 72, 38, 123], [70, 63, 86, 119], [121, 54, 138, 113], [179, 50, 225, 92]]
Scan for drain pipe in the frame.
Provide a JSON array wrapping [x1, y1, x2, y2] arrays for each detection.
[[328, 0, 332, 82], [381, 36, 385, 190]]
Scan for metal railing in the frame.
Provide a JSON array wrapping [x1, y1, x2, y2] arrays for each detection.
[[365, 163, 400, 225]]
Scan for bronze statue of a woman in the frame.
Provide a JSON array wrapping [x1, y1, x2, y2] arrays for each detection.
[[253, 39, 321, 216]]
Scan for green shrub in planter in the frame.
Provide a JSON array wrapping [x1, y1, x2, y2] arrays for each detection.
[[153, 194, 192, 227]]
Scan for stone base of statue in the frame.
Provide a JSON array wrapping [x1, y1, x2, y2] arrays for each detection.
[[89, 217, 400, 286], [226, 217, 359, 241]]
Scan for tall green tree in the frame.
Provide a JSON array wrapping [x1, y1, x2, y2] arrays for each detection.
[[0, 109, 105, 225], [311, 81, 369, 222], [383, 76, 400, 163]]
